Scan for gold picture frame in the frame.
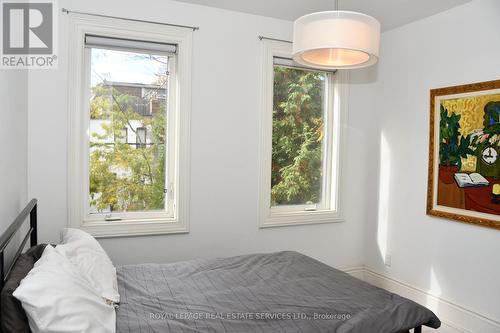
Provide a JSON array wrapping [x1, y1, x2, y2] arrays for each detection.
[[427, 79, 500, 230]]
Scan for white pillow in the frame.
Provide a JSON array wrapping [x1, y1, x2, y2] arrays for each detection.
[[55, 228, 119, 303], [13, 245, 116, 333]]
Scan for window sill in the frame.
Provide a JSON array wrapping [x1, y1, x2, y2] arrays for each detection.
[[260, 210, 344, 228], [78, 219, 189, 238]]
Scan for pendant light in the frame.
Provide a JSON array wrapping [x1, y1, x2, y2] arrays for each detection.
[[292, 0, 380, 70]]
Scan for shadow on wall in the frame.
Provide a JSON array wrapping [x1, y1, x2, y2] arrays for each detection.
[[349, 62, 443, 315], [349, 63, 379, 85], [375, 131, 442, 315]]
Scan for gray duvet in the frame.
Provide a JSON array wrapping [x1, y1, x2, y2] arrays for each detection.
[[116, 251, 440, 333]]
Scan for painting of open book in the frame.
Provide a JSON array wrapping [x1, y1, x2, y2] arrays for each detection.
[[427, 80, 500, 230], [454, 173, 489, 188]]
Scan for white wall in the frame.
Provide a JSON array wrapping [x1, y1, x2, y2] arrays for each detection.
[[25, 0, 500, 328], [0, 69, 28, 234], [352, 0, 500, 326], [28, 0, 371, 269]]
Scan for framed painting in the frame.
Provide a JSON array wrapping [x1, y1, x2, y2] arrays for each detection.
[[427, 79, 500, 230]]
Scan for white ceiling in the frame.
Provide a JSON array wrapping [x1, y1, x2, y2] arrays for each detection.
[[172, 0, 471, 31]]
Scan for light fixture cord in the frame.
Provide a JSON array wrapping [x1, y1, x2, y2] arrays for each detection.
[[334, 0, 339, 10]]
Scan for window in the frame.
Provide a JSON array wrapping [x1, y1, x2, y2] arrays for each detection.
[[135, 127, 147, 149], [115, 127, 128, 144], [259, 40, 346, 227], [89, 46, 167, 214], [69, 15, 192, 237]]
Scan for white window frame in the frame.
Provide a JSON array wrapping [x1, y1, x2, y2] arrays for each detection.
[[68, 14, 192, 237], [258, 40, 348, 228]]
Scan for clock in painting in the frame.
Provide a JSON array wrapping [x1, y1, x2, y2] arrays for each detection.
[[477, 145, 500, 179], [482, 146, 497, 165]]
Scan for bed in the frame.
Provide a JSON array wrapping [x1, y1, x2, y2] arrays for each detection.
[[0, 199, 441, 333]]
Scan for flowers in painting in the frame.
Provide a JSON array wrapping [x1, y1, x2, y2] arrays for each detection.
[[470, 128, 500, 147]]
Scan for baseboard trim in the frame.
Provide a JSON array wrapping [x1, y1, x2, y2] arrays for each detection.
[[342, 266, 365, 280], [341, 266, 500, 333]]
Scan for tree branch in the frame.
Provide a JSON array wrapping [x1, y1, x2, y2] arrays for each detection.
[[109, 91, 154, 182]]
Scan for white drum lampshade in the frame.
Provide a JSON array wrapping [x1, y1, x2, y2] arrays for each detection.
[[292, 11, 381, 70]]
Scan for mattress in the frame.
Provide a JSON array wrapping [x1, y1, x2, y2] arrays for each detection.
[[115, 251, 440, 333]]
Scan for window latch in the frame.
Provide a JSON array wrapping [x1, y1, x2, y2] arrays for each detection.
[[104, 214, 122, 221]]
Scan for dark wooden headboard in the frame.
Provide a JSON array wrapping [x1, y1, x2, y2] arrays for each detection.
[[0, 199, 38, 292]]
